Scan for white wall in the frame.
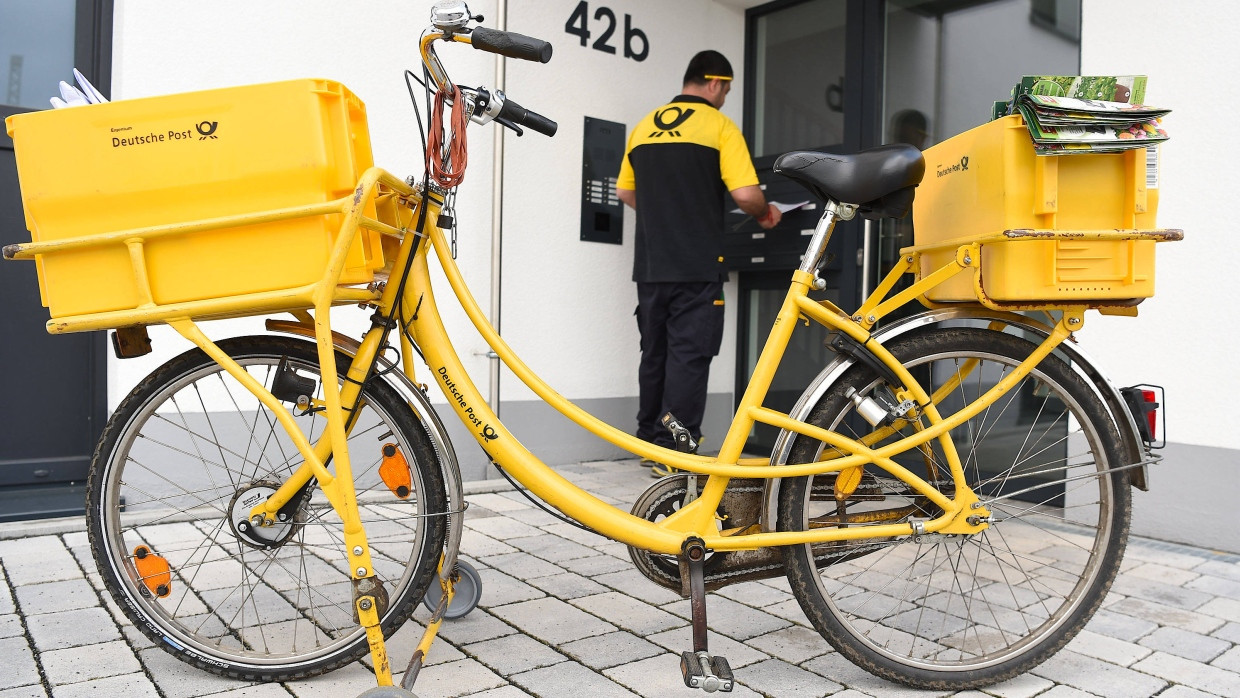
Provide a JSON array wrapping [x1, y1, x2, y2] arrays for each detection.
[[1082, 0, 1240, 451], [107, 1, 746, 449]]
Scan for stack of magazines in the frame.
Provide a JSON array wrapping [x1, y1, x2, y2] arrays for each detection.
[[994, 75, 1170, 155]]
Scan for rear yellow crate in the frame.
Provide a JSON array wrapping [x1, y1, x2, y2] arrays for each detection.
[[4, 79, 385, 320], [913, 115, 1160, 303]]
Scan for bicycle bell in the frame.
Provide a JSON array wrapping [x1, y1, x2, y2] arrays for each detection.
[[431, 1, 478, 31]]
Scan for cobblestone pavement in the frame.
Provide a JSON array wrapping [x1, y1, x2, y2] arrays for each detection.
[[3, 458, 1240, 697]]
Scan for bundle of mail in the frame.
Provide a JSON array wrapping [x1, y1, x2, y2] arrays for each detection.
[[994, 75, 1170, 155], [50, 68, 109, 108]]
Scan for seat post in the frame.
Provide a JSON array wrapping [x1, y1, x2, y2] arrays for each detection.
[[798, 201, 856, 275]]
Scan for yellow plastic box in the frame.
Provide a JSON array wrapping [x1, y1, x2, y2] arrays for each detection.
[[5, 79, 385, 319], [913, 115, 1159, 303]]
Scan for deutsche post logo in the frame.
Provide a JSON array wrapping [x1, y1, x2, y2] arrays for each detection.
[[196, 121, 219, 140], [649, 106, 695, 138]]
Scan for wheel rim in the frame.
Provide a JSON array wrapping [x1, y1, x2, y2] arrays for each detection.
[[797, 346, 1119, 673], [97, 351, 431, 669]]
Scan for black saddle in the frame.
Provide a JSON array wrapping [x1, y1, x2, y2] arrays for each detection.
[[773, 144, 925, 220]]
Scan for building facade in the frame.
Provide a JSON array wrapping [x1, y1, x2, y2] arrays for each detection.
[[2, 0, 1237, 552]]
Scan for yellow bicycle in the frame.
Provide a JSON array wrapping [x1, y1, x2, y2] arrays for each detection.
[[3, 5, 1180, 695]]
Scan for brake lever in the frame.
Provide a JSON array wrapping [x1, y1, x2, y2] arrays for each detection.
[[496, 116, 524, 137]]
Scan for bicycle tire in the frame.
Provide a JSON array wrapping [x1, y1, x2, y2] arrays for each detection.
[[87, 335, 447, 681], [777, 327, 1132, 689]]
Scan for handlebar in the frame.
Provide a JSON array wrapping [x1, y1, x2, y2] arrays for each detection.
[[469, 27, 553, 63], [497, 97, 558, 137]]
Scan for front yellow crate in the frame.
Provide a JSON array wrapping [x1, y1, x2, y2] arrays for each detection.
[[913, 115, 1160, 302], [5, 79, 385, 320]]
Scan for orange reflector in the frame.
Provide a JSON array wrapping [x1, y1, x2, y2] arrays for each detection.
[[835, 466, 864, 500], [132, 545, 172, 598], [379, 443, 412, 499]]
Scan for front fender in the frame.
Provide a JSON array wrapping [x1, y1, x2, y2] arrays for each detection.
[[759, 307, 1150, 532]]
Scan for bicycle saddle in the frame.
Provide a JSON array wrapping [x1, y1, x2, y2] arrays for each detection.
[[774, 144, 925, 220]]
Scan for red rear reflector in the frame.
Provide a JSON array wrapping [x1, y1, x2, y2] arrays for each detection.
[[1141, 389, 1158, 439]]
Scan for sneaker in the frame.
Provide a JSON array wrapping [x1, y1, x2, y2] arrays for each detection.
[[649, 461, 680, 478]]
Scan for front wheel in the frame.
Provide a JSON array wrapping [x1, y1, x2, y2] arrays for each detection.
[[87, 336, 447, 681], [777, 327, 1132, 689]]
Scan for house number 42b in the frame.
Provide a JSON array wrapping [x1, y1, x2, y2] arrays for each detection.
[[565, 1, 649, 62]]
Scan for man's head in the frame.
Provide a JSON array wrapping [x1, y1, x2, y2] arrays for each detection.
[[682, 50, 733, 108]]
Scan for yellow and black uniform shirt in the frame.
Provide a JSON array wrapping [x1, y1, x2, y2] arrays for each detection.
[[617, 95, 759, 283]]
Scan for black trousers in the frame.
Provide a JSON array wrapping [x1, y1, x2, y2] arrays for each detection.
[[635, 281, 725, 449]]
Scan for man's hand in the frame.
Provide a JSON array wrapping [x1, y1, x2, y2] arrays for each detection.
[[755, 202, 782, 230]]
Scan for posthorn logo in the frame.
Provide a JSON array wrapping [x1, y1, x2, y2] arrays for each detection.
[[196, 121, 219, 139], [649, 106, 695, 138]]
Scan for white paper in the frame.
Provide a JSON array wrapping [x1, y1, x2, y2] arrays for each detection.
[[57, 81, 88, 106], [73, 68, 108, 104], [731, 200, 811, 215]]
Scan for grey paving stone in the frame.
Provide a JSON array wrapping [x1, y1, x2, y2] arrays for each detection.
[[1195, 596, 1240, 624], [0, 636, 40, 690], [480, 552, 564, 580], [0, 685, 46, 698], [463, 516, 544, 541], [570, 592, 685, 636], [1191, 559, 1240, 582], [502, 507, 565, 528], [606, 653, 764, 697], [1031, 649, 1167, 697], [419, 608, 516, 646], [51, 673, 160, 698], [474, 567, 545, 608], [467, 493, 530, 513], [733, 657, 844, 697], [507, 533, 598, 563], [591, 568, 682, 606], [25, 606, 119, 651], [463, 633, 566, 676], [538, 522, 613, 548], [714, 579, 795, 608], [1132, 651, 1240, 697], [511, 659, 637, 698], [463, 686, 537, 698], [0, 575, 13, 615], [800, 651, 953, 698], [284, 661, 376, 697], [138, 646, 256, 698], [0, 614, 22, 639], [1124, 541, 1213, 570], [1109, 574, 1215, 611], [187, 685, 290, 697], [559, 630, 662, 670], [1, 546, 82, 587], [1104, 597, 1225, 635], [41, 638, 142, 686], [1033, 686, 1102, 698], [1155, 685, 1226, 698], [979, 672, 1057, 698], [14, 577, 98, 615], [489, 597, 615, 645], [524, 571, 609, 600], [1084, 607, 1159, 641], [1124, 562, 1201, 587], [1213, 644, 1240, 672], [745, 624, 833, 664], [458, 529, 518, 558], [554, 553, 631, 578], [1213, 621, 1240, 644], [1186, 573, 1240, 599], [1064, 629, 1152, 666], [1139, 626, 1231, 663]]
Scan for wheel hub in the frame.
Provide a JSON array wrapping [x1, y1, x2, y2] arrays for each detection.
[[227, 481, 300, 550]]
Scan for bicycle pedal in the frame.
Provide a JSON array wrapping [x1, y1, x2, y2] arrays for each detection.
[[680, 650, 734, 692]]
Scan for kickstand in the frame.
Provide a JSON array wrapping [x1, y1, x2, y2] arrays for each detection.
[[678, 537, 734, 693]]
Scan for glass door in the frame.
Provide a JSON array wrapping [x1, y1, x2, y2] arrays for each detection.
[[737, 0, 882, 454], [0, 0, 112, 518]]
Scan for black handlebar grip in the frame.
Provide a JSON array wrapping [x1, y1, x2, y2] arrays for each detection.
[[498, 98, 558, 137], [470, 27, 553, 63]]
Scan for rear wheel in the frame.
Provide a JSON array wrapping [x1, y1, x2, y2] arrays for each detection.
[[777, 328, 1132, 689], [87, 336, 447, 680]]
